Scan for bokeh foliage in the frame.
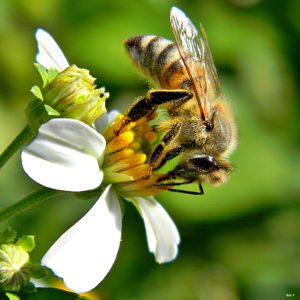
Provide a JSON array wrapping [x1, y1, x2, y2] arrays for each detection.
[[0, 0, 299, 299]]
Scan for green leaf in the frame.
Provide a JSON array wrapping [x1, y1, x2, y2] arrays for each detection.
[[30, 86, 43, 101], [16, 235, 35, 252], [34, 64, 48, 88], [44, 105, 60, 116], [21, 288, 89, 300], [0, 228, 17, 244]]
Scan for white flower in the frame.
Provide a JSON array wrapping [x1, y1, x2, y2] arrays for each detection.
[[21, 117, 180, 293], [21, 30, 180, 293]]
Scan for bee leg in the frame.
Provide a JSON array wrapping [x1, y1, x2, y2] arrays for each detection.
[[156, 165, 185, 182], [115, 95, 155, 135], [154, 179, 194, 186], [116, 89, 192, 134], [167, 183, 204, 195], [198, 183, 204, 194], [154, 178, 204, 195], [126, 89, 191, 122], [147, 89, 192, 106], [167, 188, 204, 195], [153, 145, 185, 170], [150, 122, 183, 169]]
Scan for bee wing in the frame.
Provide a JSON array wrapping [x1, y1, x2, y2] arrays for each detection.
[[170, 7, 220, 121], [200, 24, 221, 98]]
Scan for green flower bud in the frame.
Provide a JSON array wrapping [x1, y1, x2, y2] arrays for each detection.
[[28, 64, 109, 127], [0, 244, 30, 292], [43, 65, 108, 125], [0, 231, 46, 294]]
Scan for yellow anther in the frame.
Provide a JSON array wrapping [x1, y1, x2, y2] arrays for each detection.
[[105, 149, 135, 164], [103, 171, 133, 183], [102, 108, 170, 198], [114, 175, 169, 197], [105, 131, 134, 154], [122, 164, 151, 180], [127, 121, 136, 129], [104, 153, 147, 173], [129, 141, 141, 151], [118, 153, 147, 170], [103, 115, 123, 141]]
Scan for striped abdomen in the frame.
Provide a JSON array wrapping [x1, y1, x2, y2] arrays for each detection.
[[125, 35, 190, 90]]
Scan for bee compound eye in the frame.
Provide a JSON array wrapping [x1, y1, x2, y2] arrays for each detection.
[[189, 156, 219, 173]]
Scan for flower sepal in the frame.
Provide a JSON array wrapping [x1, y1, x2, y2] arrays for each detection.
[[26, 63, 61, 129], [33, 63, 60, 88]]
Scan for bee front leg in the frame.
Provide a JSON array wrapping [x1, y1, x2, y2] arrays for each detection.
[[152, 145, 185, 170], [117, 89, 192, 134], [150, 122, 184, 170]]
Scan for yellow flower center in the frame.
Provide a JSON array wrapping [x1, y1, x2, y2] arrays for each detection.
[[102, 113, 171, 197]]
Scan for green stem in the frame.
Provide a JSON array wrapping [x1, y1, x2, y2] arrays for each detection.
[[0, 125, 36, 169], [0, 188, 65, 222]]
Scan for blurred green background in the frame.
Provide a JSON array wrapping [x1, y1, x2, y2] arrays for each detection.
[[0, 0, 299, 299]]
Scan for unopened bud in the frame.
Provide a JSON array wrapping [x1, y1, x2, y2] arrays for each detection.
[[0, 244, 30, 292], [43, 65, 108, 124], [28, 64, 109, 127]]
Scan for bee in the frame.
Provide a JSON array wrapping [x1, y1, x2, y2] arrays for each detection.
[[121, 7, 237, 195]]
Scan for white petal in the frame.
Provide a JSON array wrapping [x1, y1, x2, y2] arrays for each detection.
[[107, 110, 120, 123], [130, 197, 180, 263], [42, 185, 122, 293], [36, 28, 69, 71], [21, 118, 106, 191], [94, 110, 120, 133]]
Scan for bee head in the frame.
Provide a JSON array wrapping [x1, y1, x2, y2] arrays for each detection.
[[187, 155, 232, 186]]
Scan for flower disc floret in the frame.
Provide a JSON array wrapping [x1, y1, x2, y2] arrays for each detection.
[[102, 113, 171, 197]]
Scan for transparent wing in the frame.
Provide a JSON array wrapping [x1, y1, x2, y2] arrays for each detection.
[[170, 7, 220, 121], [200, 24, 221, 98]]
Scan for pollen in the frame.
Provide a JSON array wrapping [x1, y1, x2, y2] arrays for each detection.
[[104, 153, 147, 173], [129, 141, 141, 151], [105, 149, 135, 164], [102, 111, 170, 197], [121, 164, 150, 180], [105, 131, 134, 154], [114, 175, 170, 197]]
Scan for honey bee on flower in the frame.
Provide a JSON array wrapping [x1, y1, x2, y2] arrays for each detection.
[[20, 6, 237, 294], [121, 7, 237, 195]]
